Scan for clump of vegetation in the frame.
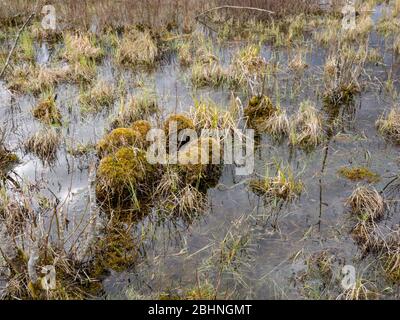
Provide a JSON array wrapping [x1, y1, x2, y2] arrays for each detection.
[[301, 250, 338, 297], [229, 44, 267, 87], [96, 128, 144, 158], [0, 148, 19, 176], [323, 83, 359, 108], [376, 107, 400, 144], [32, 92, 62, 126], [16, 30, 35, 62], [289, 101, 324, 150], [191, 57, 227, 88], [24, 128, 61, 164], [66, 142, 96, 157], [159, 280, 216, 300], [258, 108, 290, 140], [394, 36, 400, 55], [96, 147, 154, 205], [175, 184, 206, 218], [338, 167, 380, 183], [110, 91, 158, 129], [177, 137, 222, 186], [183, 281, 216, 300], [164, 113, 195, 137], [79, 80, 116, 113], [190, 38, 227, 88], [338, 275, 378, 300], [7, 65, 70, 95], [249, 165, 303, 202], [244, 95, 277, 130], [190, 97, 238, 132], [63, 32, 103, 63], [342, 14, 373, 43], [288, 52, 308, 72], [351, 220, 382, 253], [154, 168, 206, 219], [131, 120, 152, 140], [383, 251, 400, 283], [116, 29, 159, 67], [69, 56, 98, 83], [177, 41, 192, 66], [346, 186, 385, 222]]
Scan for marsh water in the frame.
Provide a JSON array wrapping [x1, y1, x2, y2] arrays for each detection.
[[1, 3, 400, 299]]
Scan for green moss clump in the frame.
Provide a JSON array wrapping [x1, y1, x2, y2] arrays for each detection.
[[338, 166, 380, 183], [164, 114, 195, 137], [131, 120, 152, 139], [97, 128, 143, 157], [32, 94, 62, 125], [96, 147, 153, 204], [244, 95, 277, 129]]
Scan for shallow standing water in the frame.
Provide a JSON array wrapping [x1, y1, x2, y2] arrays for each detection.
[[1, 3, 400, 299]]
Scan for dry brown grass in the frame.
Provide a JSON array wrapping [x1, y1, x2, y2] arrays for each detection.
[[346, 186, 385, 223], [376, 107, 400, 144], [289, 101, 324, 150], [116, 29, 159, 67], [24, 128, 61, 163], [0, 1, 323, 31]]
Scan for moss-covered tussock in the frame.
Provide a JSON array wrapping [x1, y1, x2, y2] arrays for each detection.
[[32, 93, 62, 126], [97, 128, 143, 157], [163, 114, 195, 137], [96, 146, 155, 204], [95, 114, 222, 214], [245, 95, 277, 124], [338, 166, 380, 183]]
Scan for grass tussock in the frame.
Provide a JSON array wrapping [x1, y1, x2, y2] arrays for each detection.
[[346, 186, 385, 223], [79, 80, 116, 113], [258, 108, 290, 140], [289, 101, 324, 150], [32, 92, 62, 126], [191, 56, 227, 89], [229, 44, 267, 88], [7, 65, 70, 95], [288, 52, 308, 72], [189, 98, 238, 131], [16, 30, 35, 62], [63, 32, 103, 63], [190, 37, 227, 88], [244, 95, 277, 130], [383, 251, 400, 283], [249, 165, 303, 202], [0, 148, 19, 176], [116, 29, 159, 67], [24, 128, 61, 164], [338, 276, 378, 300], [376, 107, 400, 144], [110, 91, 158, 129]]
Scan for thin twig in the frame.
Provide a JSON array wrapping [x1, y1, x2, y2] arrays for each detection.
[[0, 12, 35, 79], [195, 5, 275, 20]]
